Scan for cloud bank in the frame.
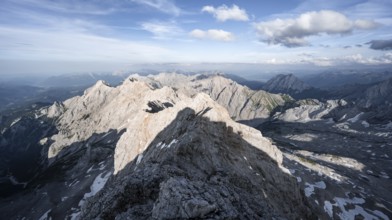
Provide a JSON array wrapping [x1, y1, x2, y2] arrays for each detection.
[[254, 10, 378, 47], [367, 39, 392, 50], [202, 4, 249, 22], [189, 29, 234, 41]]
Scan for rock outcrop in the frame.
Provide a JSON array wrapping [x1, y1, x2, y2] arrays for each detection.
[[273, 99, 350, 123]]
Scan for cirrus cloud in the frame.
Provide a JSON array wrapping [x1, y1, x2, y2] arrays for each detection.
[[189, 29, 235, 41], [254, 10, 379, 47], [202, 4, 249, 22], [130, 0, 182, 16], [140, 21, 182, 39]]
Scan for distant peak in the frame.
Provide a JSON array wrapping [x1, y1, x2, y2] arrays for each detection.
[[263, 74, 311, 94]]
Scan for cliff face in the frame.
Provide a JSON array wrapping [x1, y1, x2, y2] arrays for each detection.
[[0, 76, 312, 219]]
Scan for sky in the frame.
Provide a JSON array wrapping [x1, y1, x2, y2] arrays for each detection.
[[0, 0, 392, 75]]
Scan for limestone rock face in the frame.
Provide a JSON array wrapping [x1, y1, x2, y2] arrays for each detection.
[[46, 79, 184, 160], [131, 73, 290, 125]]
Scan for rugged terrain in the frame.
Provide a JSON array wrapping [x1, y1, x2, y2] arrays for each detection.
[[261, 104, 392, 219], [0, 76, 312, 219], [0, 72, 391, 219]]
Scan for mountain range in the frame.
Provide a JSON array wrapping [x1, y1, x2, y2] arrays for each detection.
[[0, 72, 391, 219]]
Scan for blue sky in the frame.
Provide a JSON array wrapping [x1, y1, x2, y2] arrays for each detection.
[[0, 0, 392, 74]]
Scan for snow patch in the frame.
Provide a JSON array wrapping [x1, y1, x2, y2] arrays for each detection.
[[10, 117, 21, 127], [380, 172, 390, 179], [167, 139, 178, 148], [68, 179, 80, 187], [325, 196, 388, 220], [384, 121, 392, 129], [136, 154, 143, 165], [369, 210, 390, 219], [324, 201, 333, 218], [98, 163, 106, 170], [158, 139, 179, 149], [325, 118, 334, 124], [38, 209, 51, 220], [347, 112, 363, 123], [86, 165, 94, 173], [361, 121, 370, 128], [9, 176, 27, 187], [304, 181, 326, 197], [69, 211, 81, 220], [78, 171, 112, 207]]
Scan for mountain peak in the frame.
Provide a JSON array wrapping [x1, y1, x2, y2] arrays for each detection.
[[263, 74, 311, 94]]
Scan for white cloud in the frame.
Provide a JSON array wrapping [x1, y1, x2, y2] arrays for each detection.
[[189, 29, 235, 41], [0, 26, 171, 62], [254, 52, 392, 66], [131, 0, 181, 16], [254, 10, 379, 47], [140, 21, 182, 39], [343, 53, 392, 64], [354, 19, 379, 29], [202, 4, 249, 22]]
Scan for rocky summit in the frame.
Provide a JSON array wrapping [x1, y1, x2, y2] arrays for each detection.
[[0, 76, 313, 219]]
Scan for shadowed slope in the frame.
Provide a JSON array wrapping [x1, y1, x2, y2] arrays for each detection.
[[81, 108, 314, 219]]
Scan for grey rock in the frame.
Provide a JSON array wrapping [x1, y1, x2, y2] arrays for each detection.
[[263, 74, 311, 94]]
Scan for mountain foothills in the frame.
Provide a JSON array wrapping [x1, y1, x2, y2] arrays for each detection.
[[0, 72, 391, 219]]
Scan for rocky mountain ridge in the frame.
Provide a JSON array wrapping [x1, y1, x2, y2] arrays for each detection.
[[0, 76, 313, 219], [1, 72, 391, 219], [131, 72, 292, 126]]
